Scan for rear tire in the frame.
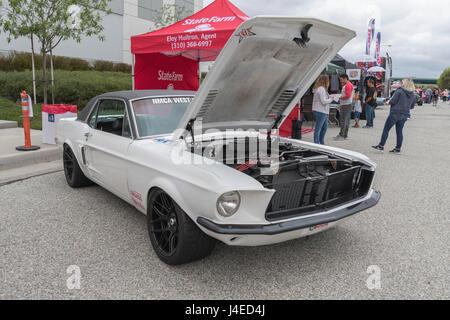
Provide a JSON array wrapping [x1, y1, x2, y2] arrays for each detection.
[[147, 188, 215, 265], [63, 145, 93, 188]]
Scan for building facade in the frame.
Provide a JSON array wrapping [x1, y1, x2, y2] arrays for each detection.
[[0, 0, 203, 64]]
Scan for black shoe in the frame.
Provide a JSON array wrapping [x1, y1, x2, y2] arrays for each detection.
[[389, 148, 401, 154], [372, 145, 384, 151]]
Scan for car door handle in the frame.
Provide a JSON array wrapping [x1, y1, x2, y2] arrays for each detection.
[[84, 132, 92, 140]]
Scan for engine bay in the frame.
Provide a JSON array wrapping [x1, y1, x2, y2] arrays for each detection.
[[194, 137, 374, 221]]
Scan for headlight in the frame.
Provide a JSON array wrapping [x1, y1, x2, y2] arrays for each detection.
[[216, 191, 241, 217]]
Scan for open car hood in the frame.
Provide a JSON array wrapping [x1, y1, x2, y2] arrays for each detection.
[[177, 16, 356, 133]]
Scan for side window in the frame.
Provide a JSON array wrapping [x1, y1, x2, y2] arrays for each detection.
[[123, 111, 132, 138], [87, 103, 99, 128], [95, 99, 129, 137]]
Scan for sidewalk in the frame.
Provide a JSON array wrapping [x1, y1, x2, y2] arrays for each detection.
[[0, 127, 61, 171]]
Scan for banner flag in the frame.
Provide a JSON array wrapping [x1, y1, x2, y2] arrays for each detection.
[[375, 32, 381, 66], [365, 18, 376, 72]]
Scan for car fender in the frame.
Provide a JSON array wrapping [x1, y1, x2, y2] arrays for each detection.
[[126, 140, 272, 224]]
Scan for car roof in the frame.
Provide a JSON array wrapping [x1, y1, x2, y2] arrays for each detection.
[[77, 90, 196, 122], [95, 89, 196, 100]]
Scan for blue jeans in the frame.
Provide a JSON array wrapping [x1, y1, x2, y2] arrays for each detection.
[[365, 104, 374, 127], [379, 112, 408, 149], [314, 111, 328, 145]]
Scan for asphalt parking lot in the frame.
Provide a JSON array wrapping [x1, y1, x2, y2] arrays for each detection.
[[1, 101, 449, 300]]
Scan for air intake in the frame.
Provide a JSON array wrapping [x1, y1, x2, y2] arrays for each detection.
[[196, 90, 218, 120], [269, 89, 297, 116]]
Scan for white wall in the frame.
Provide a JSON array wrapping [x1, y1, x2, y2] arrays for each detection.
[[123, 0, 204, 64], [122, 0, 156, 64], [0, 1, 126, 62], [0, 0, 204, 64]]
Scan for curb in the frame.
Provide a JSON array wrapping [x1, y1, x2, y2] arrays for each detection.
[[0, 146, 62, 170], [0, 120, 18, 129]]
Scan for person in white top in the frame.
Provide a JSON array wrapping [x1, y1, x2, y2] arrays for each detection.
[[312, 75, 333, 145], [352, 92, 362, 128]]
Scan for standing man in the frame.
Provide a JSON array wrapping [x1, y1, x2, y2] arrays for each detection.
[[425, 87, 432, 104], [334, 74, 354, 141], [363, 79, 377, 128]]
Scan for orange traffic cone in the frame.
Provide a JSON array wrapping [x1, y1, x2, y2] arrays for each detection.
[[16, 90, 40, 151]]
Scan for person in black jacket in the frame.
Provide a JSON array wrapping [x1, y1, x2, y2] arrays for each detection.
[[372, 79, 416, 153]]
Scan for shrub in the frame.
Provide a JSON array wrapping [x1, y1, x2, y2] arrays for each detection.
[[93, 60, 115, 72], [67, 57, 90, 71], [0, 96, 42, 130], [0, 70, 132, 110], [0, 51, 131, 73], [52, 56, 90, 71], [113, 62, 132, 73]]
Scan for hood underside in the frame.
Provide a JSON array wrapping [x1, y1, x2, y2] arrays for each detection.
[[178, 16, 356, 132]]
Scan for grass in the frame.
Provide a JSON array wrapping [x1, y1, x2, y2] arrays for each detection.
[[0, 96, 43, 130]]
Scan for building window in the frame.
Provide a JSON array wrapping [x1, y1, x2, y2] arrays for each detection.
[[138, 0, 163, 21], [109, 0, 124, 15], [175, 0, 194, 16]]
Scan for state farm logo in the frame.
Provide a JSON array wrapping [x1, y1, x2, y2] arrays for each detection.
[[182, 16, 236, 26], [158, 70, 183, 82], [184, 24, 215, 33]]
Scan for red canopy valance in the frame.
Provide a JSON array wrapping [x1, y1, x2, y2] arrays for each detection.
[[131, 0, 249, 62]]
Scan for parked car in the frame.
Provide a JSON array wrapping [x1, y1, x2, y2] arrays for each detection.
[[56, 17, 380, 265]]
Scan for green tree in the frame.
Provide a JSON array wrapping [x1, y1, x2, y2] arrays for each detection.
[[153, 4, 192, 30], [437, 67, 450, 89], [0, 0, 111, 104]]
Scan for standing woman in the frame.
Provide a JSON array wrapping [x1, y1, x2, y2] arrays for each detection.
[[372, 79, 416, 153], [432, 87, 439, 107], [312, 75, 333, 145]]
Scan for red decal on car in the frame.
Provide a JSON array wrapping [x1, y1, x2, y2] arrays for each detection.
[[131, 191, 143, 202], [132, 198, 146, 212], [309, 223, 329, 231]]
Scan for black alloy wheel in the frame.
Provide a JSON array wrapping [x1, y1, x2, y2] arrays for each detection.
[[149, 190, 179, 256], [63, 146, 75, 181], [63, 145, 93, 188], [147, 188, 216, 265]]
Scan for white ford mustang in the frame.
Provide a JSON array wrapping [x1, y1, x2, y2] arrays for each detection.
[[56, 17, 380, 265]]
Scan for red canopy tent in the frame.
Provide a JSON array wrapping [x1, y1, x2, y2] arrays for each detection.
[[130, 0, 248, 91]]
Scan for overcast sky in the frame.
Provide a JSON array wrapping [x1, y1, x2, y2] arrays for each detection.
[[205, 0, 450, 78]]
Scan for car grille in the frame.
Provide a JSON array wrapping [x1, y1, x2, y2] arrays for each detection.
[[265, 167, 374, 221]]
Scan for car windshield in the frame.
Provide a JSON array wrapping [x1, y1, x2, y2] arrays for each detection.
[[131, 96, 193, 137]]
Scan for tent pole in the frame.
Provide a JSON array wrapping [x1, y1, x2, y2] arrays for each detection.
[[131, 54, 135, 91], [198, 56, 201, 88]]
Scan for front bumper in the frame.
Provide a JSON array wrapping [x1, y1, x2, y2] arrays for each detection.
[[197, 189, 380, 238]]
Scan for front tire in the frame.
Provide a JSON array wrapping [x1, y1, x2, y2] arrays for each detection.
[[63, 145, 93, 188], [147, 188, 215, 265]]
